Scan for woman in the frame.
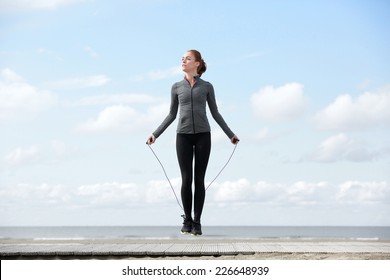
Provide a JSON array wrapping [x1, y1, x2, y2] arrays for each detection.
[[147, 50, 239, 235]]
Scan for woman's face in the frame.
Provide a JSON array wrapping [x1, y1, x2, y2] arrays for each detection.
[[181, 52, 200, 73]]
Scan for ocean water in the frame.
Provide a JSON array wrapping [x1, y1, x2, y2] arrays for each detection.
[[0, 226, 389, 241]]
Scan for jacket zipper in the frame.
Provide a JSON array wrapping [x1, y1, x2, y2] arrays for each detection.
[[190, 86, 196, 133]]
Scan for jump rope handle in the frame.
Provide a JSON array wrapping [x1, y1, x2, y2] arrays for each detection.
[[146, 137, 154, 145]]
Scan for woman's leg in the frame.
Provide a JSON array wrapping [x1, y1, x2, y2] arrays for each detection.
[[193, 132, 211, 223], [176, 134, 194, 220]]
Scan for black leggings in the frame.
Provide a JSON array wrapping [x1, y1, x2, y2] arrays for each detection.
[[176, 132, 211, 223]]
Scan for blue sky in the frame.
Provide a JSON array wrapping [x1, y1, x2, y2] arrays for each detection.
[[1, 0, 389, 226]]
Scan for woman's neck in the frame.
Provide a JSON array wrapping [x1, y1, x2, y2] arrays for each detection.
[[185, 72, 198, 86]]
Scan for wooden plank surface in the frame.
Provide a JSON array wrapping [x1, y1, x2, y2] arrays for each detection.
[[1, 241, 390, 258]]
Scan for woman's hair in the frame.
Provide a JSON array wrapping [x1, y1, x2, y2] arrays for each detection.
[[188, 49, 207, 76]]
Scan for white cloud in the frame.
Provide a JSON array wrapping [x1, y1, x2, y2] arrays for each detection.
[[0, 180, 180, 209], [1, 180, 388, 226], [4, 145, 40, 166], [1, 68, 23, 82], [0, 0, 86, 11], [0, 183, 71, 206], [2, 141, 80, 168], [314, 86, 390, 131], [287, 181, 328, 205], [337, 181, 390, 204], [77, 103, 168, 133], [251, 82, 307, 121], [146, 177, 181, 203], [213, 178, 252, 202], [133, 66, 182, 81], [0, 68, 57, 122], [306, 133, 380, 162], [78, 105, 138, 132], [211, 179, 329, 206], [211, 179, 390, 206], [46, 74, 111, 90], [7, 179, 386, 207], [68, 93, 158, 106], [76, 182, 141, 206], [77, 105, 137, 133]]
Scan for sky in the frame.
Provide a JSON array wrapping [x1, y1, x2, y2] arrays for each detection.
[[0, 0, 389, 227]]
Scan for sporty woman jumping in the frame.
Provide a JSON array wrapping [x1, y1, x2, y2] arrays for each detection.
[[147, 50, 239, 235]]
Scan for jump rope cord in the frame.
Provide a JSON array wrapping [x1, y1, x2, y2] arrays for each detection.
[[146, 142, 238, 212], [206, 143, 237, 191], [147, 143, 184, 211]]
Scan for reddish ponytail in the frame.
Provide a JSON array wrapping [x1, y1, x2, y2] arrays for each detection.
[[188, 49, 207, 77]]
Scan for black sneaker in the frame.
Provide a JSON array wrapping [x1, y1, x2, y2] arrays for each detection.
[[181, 215, 192, 234], [191, 221, 202, 236]]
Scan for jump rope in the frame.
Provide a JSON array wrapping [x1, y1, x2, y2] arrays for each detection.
[[146, 138, 239, 212]]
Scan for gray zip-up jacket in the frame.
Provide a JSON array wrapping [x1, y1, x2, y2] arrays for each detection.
[[153, 76, 235, 139]]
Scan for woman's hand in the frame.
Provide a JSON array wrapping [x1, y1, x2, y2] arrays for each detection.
[[146, 134, 156, 145], [231, 135, 240, 145]]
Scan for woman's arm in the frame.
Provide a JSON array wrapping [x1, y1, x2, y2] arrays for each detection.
[[148, 84, 179, 143], [207, 83, 236, 140]]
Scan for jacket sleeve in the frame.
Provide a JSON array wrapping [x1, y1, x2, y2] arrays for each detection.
[[207, 83, 235, 139], [153, 84, 178, 138]]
